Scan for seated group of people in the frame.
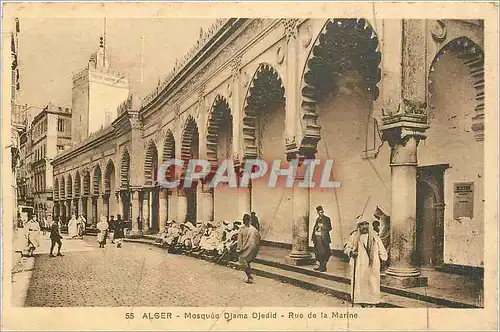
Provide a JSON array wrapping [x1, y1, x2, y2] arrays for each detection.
[[158, 219, 244, 262]]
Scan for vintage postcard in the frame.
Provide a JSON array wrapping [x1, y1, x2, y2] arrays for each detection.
[[1, 1, 498, 331]]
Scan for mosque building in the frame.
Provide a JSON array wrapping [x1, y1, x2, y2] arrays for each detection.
[[51, 18, 484, 288]]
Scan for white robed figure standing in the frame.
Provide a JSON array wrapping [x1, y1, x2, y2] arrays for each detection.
[[68, 214, 79, 238], [344, 217, 388, 307]]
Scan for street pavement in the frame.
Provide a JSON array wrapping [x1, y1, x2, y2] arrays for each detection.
[[21, 235, 348, 307]]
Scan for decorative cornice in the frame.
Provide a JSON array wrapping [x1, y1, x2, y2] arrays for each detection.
[[230, 55, 242, 79], [141, 19, 233, 108], [139, 19, 277, 120]]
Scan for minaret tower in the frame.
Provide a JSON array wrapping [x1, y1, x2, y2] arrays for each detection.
[[71, 19, 130, 144]]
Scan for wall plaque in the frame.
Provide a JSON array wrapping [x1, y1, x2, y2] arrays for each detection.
[[453, 182, 474, 219]]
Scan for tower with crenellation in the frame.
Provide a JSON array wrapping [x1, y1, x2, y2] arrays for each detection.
[[71, 35, 130, 144]]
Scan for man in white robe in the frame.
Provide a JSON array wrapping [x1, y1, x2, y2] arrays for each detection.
[[68, 214, 78, 238], [344, 218, 388, 307]]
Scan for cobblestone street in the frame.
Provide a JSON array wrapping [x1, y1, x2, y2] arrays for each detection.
[[23, 236, 347, 307]]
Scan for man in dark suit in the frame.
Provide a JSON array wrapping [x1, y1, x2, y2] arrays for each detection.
[[311, 205, 332, 272], [250, 212, 260, 231], [49, 219, 64, 257]]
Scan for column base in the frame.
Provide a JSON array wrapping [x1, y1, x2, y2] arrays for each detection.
[[127, 229, 143, 238], [381, 274, 428, 288], [285, 252, 316, 266]]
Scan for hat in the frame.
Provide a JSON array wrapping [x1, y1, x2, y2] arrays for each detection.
[[373, 206, 387, 219], [316, 206, 324, 212], [356, 215, 369, 225]]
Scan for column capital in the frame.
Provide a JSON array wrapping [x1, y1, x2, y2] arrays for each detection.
[[381, 100, 429, 128], [380, 101, 430, 151], [201, 182, 214, 194], [158, 188, 168, 199], [177, 188, 188, 197]]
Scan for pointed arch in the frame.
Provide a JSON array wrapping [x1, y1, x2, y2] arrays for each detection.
[[93, 164, 102, 195], [74, 171, 81, 198], [428, 36, 484, 140], [105, 160, 116, 193], [144, 140, 159, 185], [60, 176, 66, 199], [206, 94, 232, 168], [66, 173, 73, 198], [54, 178, 59, 200], [242, 63, 285, 159], [82, 170, 91, 197], [299, 18, 381, 156], [162, 129, 176, 162], [162, 130, 176, 182], [120, 148, 131, 189], [180, 115, 200, 179]]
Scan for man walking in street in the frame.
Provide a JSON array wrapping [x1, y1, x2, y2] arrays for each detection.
[[96, 215, 109, 248], [114, 214, 125, 248], [311, 206, 332, 272], [236, 214, 260, 284], [49, 218, 64, 257], [108, 215, 116, 244], [344, 218, 388, 307], [23, 215, 41, 257]]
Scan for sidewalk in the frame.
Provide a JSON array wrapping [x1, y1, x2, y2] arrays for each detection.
[[11, 229, 96, 307], [255, 246, 484, 308]]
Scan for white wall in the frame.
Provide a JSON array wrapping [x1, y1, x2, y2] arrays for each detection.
[[419, 51, 484, 267], [313, 80, 391, 250], [88, 72, 129, 136]]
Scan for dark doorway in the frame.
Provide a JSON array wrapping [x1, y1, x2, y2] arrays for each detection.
[[416, 164, 448, 268], [186, 188, 197, 224]]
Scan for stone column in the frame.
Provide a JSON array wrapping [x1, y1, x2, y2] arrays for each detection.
[[378, 20, 430, 288], [77, 198, 83, 217], [67, 199, 72, 218], [158, 189, 168, 233], [53, 202, 59, 219], [91, 196, 98, 226], [85, 197, 91, 222], [237, 180, 251, 219], [102, 194, 109, 220], [381, 125, 429, 288], [177, 188, 188, 223], [200, 183, 214, 222], [167, 190, 175, 221], [285, 156, 314, 266], [142, 189, 151, 234], [149, 190, 154, 229], [116, 192, 123, 218], [129, 190, 141, 236]]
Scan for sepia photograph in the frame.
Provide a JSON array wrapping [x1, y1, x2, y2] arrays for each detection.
[[2, 2, 498, 331]]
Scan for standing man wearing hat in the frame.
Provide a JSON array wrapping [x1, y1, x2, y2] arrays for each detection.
[[344, 218, 388, 307], [311, 206, 332, 272]]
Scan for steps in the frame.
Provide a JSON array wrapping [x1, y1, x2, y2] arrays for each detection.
[[226, 261, 441, 308], [254, 258, 477, 308]]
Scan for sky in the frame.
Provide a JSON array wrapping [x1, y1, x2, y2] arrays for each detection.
[[16, 18, 216, 110]]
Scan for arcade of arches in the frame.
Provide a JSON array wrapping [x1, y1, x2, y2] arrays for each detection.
[[51, 19, 485, 286]]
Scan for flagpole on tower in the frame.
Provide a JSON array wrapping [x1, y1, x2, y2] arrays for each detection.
[[140, 36, 144, 84], [103, 18, 107, 61]]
